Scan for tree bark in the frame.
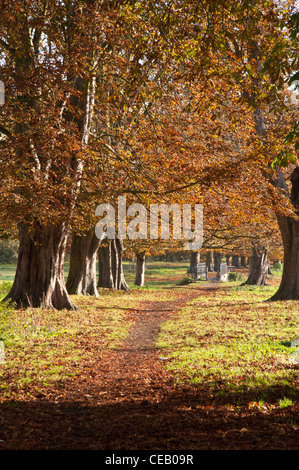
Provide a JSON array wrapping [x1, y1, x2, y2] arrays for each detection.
[[98, 239, 130, 291], [242, 243, 269, 286], [134, 251, 146, 286], [66, 229, 100, 296], [5, 17, 97, 310], [232, 254, 241, 269], [189, 251, 200, 273], [270, 168, 299, 300], [4, 222, 76, 310], [214, 252, 222, 272], [206, 251, 213, 271]]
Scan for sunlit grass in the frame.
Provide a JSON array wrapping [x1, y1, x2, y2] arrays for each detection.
[[156, 283, 299, 401], [123, 260, 189, 289], [0, 271, 180, 397]]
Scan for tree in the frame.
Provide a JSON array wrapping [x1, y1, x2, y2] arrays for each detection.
[[0, 0, 100, 308], [269, 167, 299, 300], [268, 9, 299, 300], [134, 251, 146, 287], [242, 243, 269, 286], [98, 238, 129, 291], [1, 0, 297, 308], [66, 228, 100, 297]]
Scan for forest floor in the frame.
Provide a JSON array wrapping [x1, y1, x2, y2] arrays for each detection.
[[0, 266, 298, 451]]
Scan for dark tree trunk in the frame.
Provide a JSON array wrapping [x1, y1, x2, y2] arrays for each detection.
[[214, 252, 222, 272], [242, 244, 269, 286], [270, 168, 299, 300], [226, 254, 231, 265], [98, 239, 130, 291], [232, 254, 241, 269], [241, 256, 247, 268], [241, 34, 299, 299], [206, 251, 213, 271], [4, 222, 76, 310], [135, 252, 146, 286], [98, 240, 114, 289], [189, 251, 200, 272], [66, 229, 100, 296]]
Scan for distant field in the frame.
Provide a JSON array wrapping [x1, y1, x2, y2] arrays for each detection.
[[0, 264, 16, 282], [0, 261, 191, 289]]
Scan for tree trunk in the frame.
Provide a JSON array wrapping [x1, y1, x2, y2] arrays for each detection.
[[206, 251, 213, 271], [242, 244, 269, 286], [270, 168, 299, 300], [98, 240, 114, 289], [66, 229, 100, 296], [214, 252, 222, 272], [135, 252, 146, 286], [189, 251, 200, 275], [232, 254, 241, 269], [4, 222, 76, 310], [98, 239, 130, 291], [239, 35, 299, 299]]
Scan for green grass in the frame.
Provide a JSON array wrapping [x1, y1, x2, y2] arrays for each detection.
[[156, 282, 299, 403], [123, 260, 190, 288], [0, 269, 180, 398], [0, 265, 16, 282], [0, 283, 134, 394], [0, 261, 293, 404]]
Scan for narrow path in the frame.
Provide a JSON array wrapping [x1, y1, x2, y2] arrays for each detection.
[[87, 289, 201, 404]]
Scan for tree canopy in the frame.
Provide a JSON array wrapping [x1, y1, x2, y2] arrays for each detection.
[[0, 0, 299, 308]]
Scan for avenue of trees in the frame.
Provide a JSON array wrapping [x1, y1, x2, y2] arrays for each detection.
[[0, 0, 299, 310]]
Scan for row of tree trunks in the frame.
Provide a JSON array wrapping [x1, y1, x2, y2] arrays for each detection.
[[202, 250, 268, 285], [98, 239, 130, 291]]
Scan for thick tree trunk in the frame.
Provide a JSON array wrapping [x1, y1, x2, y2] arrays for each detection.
[[98, 239, 130, 291], [270, 168, 299, 300], [270, 216, 299, 299], [242, 244, 269, 286], [4, 222, 76, 310], [66, 229, 100, 296], [134, 252, 146, 286]]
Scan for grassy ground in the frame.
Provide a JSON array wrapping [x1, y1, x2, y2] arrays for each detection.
[[156, 282, 299, 407], [1, 261, 299, 450], [0, 261, 298, 410], [0, 261, 186, 398]]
